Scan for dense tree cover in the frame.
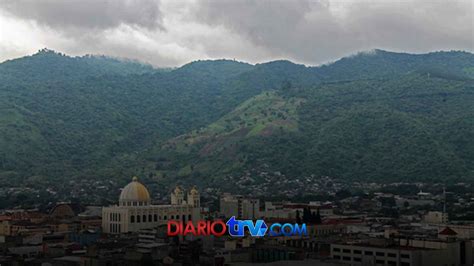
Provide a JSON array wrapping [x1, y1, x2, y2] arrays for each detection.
[[158, 74, 474, 185], [0, 52, 260, 185], [0, 49, 472, 188], [0, 49, 158, 84]]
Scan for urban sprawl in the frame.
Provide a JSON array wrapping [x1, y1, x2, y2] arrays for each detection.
[[1, 175, 473, 266]]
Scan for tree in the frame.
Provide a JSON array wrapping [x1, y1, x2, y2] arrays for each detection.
[[302, 207, 311, 223], [335, 189, 352, 199], [314, 208, 322, 224], [296, 210, 302, 224], [281, 80, 292, 92]]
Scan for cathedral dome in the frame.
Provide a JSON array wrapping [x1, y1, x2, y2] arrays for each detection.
[[119, 176, 151, 205]]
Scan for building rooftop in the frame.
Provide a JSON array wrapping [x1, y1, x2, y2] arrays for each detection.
[[439, 227, 458, 236]]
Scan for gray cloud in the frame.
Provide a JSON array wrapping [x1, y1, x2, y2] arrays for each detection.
[[1, 0, 162, 31], [195, 0, 474, 64], [0, 0, 472, 66]]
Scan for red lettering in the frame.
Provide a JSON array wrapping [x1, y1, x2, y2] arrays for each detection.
[[183, 221, 197, 236], [168, 220, 227, 237], [167, 221, 181, 236], [210, 220, 226, 237], [197, 221, 207, 236]]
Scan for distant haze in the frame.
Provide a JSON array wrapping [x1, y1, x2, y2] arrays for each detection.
[[0, 0, 473, 67]]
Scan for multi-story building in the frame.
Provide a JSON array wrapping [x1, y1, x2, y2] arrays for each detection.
[[423, 211, 448, 224], [261, 202, 334, 220], [219, 193, 260, 219], [331, 238, 473, 266]]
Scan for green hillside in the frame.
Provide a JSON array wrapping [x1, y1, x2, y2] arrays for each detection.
[[0, 49, 473, 190], [147, 74, 474, 186], [151, 91, 303, 179]]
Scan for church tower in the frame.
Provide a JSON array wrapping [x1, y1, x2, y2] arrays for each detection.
[[171, 186, 185, 205], [187, 186, 200, 208]]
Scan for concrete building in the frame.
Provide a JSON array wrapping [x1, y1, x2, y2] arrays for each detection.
[[436, 224, 474, 240], [423, 211, 448, 224], [219, 193, 259, 219], [331, 238, 473, 266], [262, 202, 334, 220], [102, 177, 201, 234]]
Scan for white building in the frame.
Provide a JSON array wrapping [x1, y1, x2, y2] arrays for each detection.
[[102, 177, 201, 234]]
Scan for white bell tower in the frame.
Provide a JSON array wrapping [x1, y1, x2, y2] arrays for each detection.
[[187, 186, 200, 208], [171, 186, 185, 205]]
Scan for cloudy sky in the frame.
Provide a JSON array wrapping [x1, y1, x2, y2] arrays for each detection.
[[0, 0, 472, 67]]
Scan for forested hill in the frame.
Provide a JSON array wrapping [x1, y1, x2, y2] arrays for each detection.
[[0, 48, 159, 83], [0, 49, 472, 189], [317, 49, 474, 81]]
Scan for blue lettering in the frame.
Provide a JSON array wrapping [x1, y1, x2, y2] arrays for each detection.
[[292, 223, 307, 236], [281, 223, 294, 236], [226, 216, 244, 237], [248, 220, 267, 237], [269, 223, 282, 236]]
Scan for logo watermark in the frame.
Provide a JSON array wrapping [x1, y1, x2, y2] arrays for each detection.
[[168, 216, 307, 237]]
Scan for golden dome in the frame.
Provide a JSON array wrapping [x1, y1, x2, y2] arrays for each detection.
[[119, 176, 151, 204]]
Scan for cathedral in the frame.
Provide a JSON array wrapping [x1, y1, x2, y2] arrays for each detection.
[[102, 177, 201, 234]]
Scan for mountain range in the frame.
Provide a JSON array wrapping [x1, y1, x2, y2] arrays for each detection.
[[0, 48, 473, 191]]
